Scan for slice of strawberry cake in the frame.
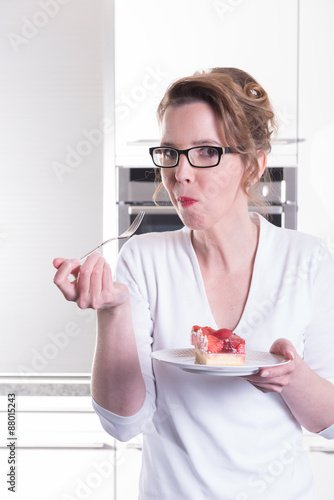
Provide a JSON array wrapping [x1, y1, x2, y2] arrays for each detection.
[[191, 325, 246, 366]]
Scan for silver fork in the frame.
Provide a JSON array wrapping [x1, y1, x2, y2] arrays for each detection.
[[80, 211, 145, 261]]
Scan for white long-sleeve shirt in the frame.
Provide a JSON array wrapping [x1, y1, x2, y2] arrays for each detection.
[[93, 214, 334, 500]]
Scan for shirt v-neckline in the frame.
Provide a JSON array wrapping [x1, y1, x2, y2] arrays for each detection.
[[182, 213, 265, 332]]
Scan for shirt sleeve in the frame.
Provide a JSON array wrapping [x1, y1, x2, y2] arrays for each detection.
[[303, 240, 334, 438], [92, 237, 157, 441], [92, 393, 154, 442]]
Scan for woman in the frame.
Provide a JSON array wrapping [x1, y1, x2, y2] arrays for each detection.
[[53, 68, 334, 499]]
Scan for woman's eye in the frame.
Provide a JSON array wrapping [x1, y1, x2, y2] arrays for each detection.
[[162, 149, 176, 159], [199, 147, 217, 157]]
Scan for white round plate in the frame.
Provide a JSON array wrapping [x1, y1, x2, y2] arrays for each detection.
[[150, 348, 290, 376]]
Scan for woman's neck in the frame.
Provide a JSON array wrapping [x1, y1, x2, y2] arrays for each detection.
[[191, 212, 260, 273]]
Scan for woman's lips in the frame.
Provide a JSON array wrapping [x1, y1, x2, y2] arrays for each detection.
[[177, 196, 198, 207]]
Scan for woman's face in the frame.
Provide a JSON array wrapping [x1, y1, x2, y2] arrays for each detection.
[[160, 101, 248, 231]]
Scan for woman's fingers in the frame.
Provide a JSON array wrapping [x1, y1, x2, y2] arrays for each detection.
[[53, 253, 129, 310], [245, 360, 294, 391], [243, 338, 298, 393], [76, 252, 101, 309], [102, 259, 113, 295], [53, 253, 105, 308], [257, 338, 296, 379], [53, 258, 81, 301], [53, 257, 67, 269], [89, 256, 106, 309], [101, 262, 130, 308], [269, 338, 296, 362]]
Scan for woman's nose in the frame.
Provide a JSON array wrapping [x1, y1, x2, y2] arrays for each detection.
[[175, 153, 194, 183]]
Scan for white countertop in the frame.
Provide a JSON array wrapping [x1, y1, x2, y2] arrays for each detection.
[[0, 395, 93, 412]]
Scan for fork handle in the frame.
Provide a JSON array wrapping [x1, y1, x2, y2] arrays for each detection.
[[79, 236, 117, 261], [79, 246, 102, 262]]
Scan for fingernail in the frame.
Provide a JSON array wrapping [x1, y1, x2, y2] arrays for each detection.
[[260, 370, 270, 377], [289, 351, 295, 360]]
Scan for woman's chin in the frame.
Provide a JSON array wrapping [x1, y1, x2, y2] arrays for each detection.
[[177, 211, 207, 231]]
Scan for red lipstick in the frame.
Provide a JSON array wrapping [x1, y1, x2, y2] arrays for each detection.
[[177, 196, 198, 207]]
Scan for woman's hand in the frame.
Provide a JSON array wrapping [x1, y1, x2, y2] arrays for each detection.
[[243, 338, 299, 393], [53, 253, 129, 310], [53, 253, 147, 416], [245, 338, 334, 432]]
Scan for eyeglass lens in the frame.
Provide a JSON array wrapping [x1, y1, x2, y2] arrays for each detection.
[[153, 147, 219, 167]]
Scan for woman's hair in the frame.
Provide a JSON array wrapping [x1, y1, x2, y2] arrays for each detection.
[[153, 67, 277, 205]]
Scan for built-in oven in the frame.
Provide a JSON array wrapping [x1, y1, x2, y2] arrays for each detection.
[[116, 166, 297, 250]]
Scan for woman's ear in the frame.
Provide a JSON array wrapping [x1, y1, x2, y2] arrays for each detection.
[[256, 150, 267, 180]]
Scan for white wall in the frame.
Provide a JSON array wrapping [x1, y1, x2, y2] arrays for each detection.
[[0, 0, 112, 373], [298, 0, 334, 253]]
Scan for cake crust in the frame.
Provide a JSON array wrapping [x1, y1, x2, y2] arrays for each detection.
[[194, 349, 246, 366]]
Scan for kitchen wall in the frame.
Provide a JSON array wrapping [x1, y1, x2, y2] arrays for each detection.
[[298, 0, 334, 251]]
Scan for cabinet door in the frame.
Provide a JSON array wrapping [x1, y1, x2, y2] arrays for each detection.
[[115, 0, 298, 166], [303, 432, 334, 500], [0, 407, 116, 500], [0, 447, 116, 500], [116, 436, 142, 500], [307, 451, 334, 500]]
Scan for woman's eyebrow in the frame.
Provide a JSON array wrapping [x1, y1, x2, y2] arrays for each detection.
[[192, 139, 221, 146], [159, 139, 221, 147]]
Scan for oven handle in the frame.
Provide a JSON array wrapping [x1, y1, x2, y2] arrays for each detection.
[[248, 205, 283, 215], [129, 205, 284, 216], [128, 205, 177, 215]]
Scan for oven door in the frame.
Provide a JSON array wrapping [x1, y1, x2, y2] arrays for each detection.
[[249, 205, 284, 228], [118, 203, 291, 252], [118, 204, 184, 250], [117, 166, 297, 240]]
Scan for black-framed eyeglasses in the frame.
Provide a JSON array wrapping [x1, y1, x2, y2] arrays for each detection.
[[149, 145, 234, 168]]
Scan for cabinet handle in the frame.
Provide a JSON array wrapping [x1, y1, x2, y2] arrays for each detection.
[[126, 443, 142, 451], [271, 138, 305, 145], [126, 138, 305, 147], [248, 206, 283, 215], [309, 446, 334, 453]]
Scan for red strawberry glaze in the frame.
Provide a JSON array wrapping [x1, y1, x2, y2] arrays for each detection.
[[206, 334, 225, 353], [191, 325, 245, 354], [213, 328, 233, 340]]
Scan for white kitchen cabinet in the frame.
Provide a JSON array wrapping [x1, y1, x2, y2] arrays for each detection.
[[114, 0, 298, 167], [297, 0, 334, 243], [303, 431, 334, 500], [0, 396, 142, 500], [0, 397, 116, 500], [308, 452, 334, 500], [1, 448, 116, 500], [0, 0, 107, 373], [116, 435, 142, 500]]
